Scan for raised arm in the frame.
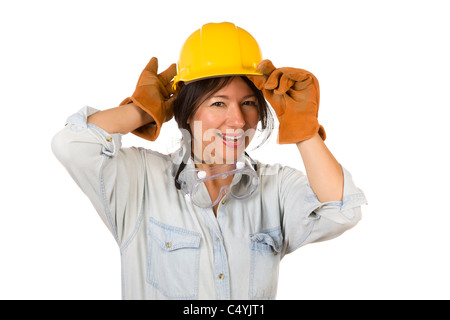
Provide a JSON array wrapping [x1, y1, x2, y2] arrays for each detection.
[[52, 57, 178, 243], [248, 60, 343, 202], [296, 133, 343, 202], [87, 102, 154, 134]]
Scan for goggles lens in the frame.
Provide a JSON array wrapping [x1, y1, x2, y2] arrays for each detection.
[[178, 163, 259, 208]]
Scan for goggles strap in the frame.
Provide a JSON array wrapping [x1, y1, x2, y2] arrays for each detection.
[[245, 151, 258, 172], [174, 151, 257, 190], [174, 150, 191, 190]]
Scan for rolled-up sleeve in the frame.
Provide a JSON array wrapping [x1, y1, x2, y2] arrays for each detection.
[[51, 106, 145, 245], [279, 165, 367, 256]]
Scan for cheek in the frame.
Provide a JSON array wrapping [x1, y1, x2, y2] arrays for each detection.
[[190, 111, 223, 142], [192, 110, 223, 130], [245, 109, 260, 128]]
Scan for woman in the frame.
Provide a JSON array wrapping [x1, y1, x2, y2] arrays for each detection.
[[52, 22, 366, 300]]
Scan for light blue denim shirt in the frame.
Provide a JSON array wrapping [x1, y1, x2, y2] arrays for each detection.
[[51, 106, 367, 300]]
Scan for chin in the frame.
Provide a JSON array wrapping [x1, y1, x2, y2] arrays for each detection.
[[220, 146, 247, 164]]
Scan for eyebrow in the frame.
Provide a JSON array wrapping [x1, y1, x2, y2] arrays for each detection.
[[211, 94, 257, 100]]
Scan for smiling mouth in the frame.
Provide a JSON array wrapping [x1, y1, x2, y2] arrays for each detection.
[[218, 133, 244, 148]]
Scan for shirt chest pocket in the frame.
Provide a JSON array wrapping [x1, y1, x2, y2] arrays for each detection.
[[147, 218, 201, 300], [249, 227, 283, 299]]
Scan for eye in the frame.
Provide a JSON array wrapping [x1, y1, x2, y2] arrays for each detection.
[[243, 100, 257, 107], [211, 101, 225, 107]]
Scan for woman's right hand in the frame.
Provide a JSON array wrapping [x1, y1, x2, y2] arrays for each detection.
[[120, 57, 178, 141]]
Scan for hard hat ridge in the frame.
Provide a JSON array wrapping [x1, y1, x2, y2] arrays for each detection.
[[173, 22, 263, 89]]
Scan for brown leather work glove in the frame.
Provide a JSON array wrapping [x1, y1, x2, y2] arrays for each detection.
[[247, 59, 326, 144], [120, 57, 178, 141]]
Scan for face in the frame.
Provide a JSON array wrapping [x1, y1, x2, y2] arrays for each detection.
[[188, 77, 259, 165]]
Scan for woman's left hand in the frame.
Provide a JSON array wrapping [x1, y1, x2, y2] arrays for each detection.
[[247, 59, 326, 144]]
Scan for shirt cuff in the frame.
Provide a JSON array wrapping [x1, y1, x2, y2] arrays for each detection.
[[308, 166, 367, 224], [66, 106, 122, 157]]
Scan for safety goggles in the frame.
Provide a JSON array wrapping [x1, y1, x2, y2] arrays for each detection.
[[177, 161, 259, 209]]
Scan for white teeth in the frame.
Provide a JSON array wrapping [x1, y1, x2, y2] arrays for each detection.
[[222, 134, 243, 142]]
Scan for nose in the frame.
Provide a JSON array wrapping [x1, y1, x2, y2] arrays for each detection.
[[225, 103, 246, 128]]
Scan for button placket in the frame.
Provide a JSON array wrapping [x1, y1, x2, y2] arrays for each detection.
[[213, 232, 229, 299], [200, 208, 230, 299]]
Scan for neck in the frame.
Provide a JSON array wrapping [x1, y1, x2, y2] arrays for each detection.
[[194, 162, 237, 176], [191, 152, 239, 170]]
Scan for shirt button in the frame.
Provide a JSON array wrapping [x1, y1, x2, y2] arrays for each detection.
[[166, 242, 172, 248], [221, 198, 226, 205], [218, 274, 225, 280], [106, 136, 112, 142], [273, 251, 278, 255]]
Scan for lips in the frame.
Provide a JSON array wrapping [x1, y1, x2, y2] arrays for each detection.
[[219, 133, 244, 148]]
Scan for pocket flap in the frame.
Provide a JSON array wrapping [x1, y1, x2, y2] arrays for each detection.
[[250, 227, 283, 253], [148, 218, 201, 252]]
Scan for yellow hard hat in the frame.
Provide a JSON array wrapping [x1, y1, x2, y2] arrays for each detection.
[[173, 22, 263, 89]]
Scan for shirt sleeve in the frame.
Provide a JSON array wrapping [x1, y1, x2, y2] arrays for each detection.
[[51, 106, 146, 246], [279, 164, 367, 256]]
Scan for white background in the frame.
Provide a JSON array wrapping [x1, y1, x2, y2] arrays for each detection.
[[1, 0, 449, 300]]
